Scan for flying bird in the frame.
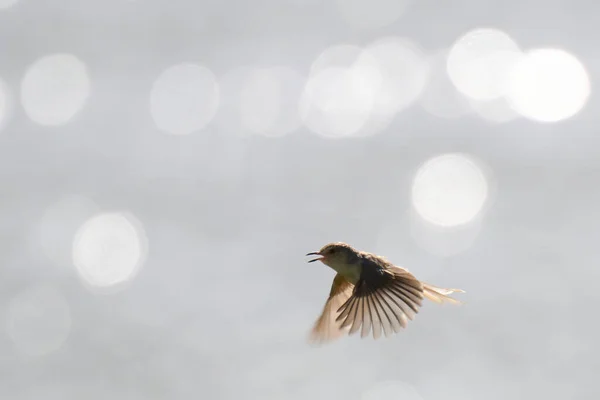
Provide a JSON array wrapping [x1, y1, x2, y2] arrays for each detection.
[[306, 242, 464, 343]]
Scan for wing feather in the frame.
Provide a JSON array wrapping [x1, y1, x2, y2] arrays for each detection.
[[309, 273, 354, 344], [335, 262, 425, 339]]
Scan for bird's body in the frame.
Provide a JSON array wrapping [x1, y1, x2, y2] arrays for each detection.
[[306, 242, 464, 343], [323, 251, 362, 283]]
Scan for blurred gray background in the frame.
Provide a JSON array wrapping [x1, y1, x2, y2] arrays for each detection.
[[0, 0, 598, 399]]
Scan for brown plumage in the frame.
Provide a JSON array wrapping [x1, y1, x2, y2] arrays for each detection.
[[306, 242, 464, 343]]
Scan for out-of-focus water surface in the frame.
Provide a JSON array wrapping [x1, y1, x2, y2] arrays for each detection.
[[1, 0, 598, 399]]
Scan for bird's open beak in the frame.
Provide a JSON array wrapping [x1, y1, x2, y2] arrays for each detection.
[[306, 252, 323, 263]]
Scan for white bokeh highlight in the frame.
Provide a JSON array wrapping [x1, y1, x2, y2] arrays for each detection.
[[301, 44, 381, 138], [37, 195, 99, 269], [299, 64, 379, 138], [6, 284, 71, 357], [363, 381, 424, 400], [447, 28, 522, 101], [310, 44, 366, 75], [335, 0, 413, 30], [412, 153, 489, 227], [213, 66, 254, 134], [364, 37, 429, 117], [239, 66, 304, 137], [301, 39, 429, 138], [506, 48, 591, 122], [308, 44, 392, 137], [20, 54, 91, 126], [72, 211, 148, 289], [150, 63, 220, 135]]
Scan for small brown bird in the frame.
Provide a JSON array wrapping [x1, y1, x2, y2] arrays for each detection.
[[306, 242, 464, 343]]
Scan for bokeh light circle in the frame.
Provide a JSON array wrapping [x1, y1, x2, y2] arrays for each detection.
[[72, 211, 148, 289], [506, 48, 591, 122], [447, 28, 522, 101], [303, 44, 394, 137], [310, 44, 366, 75], [300, 39, 428, 138], [239, 66, 304, 137], [150, 63, 220, 135], [299, 65, 378, 138], [6, 284, 71, 357], [412, 153, 488, 227], [364, 37, 429, 116], [20, 53, 91, 126]]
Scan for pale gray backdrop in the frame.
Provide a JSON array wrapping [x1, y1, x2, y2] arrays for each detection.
[[0, 0, 598, 399]]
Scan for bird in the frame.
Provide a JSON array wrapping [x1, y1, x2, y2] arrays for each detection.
[[305, 242, 464, 343]]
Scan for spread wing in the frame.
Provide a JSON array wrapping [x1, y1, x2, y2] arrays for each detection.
[[309, 273, 354, 344], [335, 261, 425, 339]]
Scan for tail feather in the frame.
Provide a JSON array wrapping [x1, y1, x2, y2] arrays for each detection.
[[422, 282, 465, 305]]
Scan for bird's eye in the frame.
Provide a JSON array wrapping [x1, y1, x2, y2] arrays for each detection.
[[329, 248, 336, 254]]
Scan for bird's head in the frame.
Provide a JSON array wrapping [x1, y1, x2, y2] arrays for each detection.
[[306, 242, 359, 266]]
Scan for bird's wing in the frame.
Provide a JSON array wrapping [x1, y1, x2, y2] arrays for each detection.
[[421, 282, 465, 304], [309, 273, 354, 344], [335, 262, 425, 339]]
